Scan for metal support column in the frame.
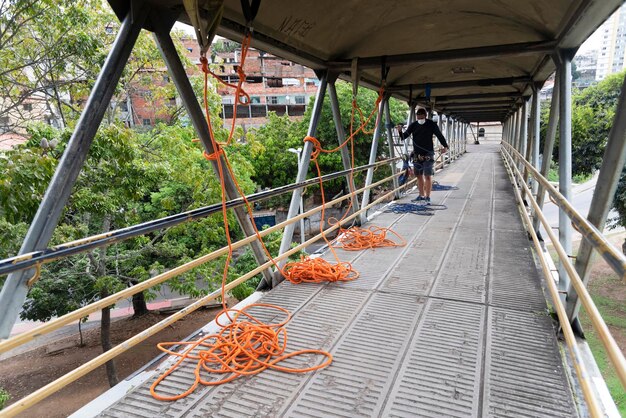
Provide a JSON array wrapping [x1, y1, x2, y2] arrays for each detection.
[[360, 95, 387, 225], [153, 28, 275, 288], [446, 117, 452, 166], [462, 123, 467, 153], [558, 49, 575, 306], [519, 102, 528, 166], [0, 6, 146, 338], [530, 88, 541, 196], [506, 119, 511, 143], [328, 80, 360, 214], [502, 119, 507, 143], [511, 110, 519, 151], [533, 71, 560, 232], [450, 120, 459, 161], [404, 103, 416, 155], [568, 76, 626, 321], [275, 73, 328, 275], [384, 99, 401, 199]]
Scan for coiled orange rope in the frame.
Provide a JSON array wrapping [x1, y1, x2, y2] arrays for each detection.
[[150, 304, 332, 400], [333, 226, 406, 251]]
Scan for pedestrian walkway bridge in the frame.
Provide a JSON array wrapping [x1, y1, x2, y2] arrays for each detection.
[[73, 143, 580, 417], [2, 0, 626, 416]]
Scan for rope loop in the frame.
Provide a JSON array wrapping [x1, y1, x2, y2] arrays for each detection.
[[303, 136, 321, 160]]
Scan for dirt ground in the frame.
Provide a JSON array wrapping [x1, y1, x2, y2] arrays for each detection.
[[0, 301, 234, 418]]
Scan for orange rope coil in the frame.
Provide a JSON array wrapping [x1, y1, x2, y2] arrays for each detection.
[[150, 304, 332, 401], [333, 226, 407, 251], [283, 256, 359, 284]]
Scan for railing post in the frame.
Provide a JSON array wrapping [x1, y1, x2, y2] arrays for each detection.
[[0, 4, 147, 339], [275, 72, 328, 277], [327, 78, 360, 214], [153, 25, 278, 288], [569, 75, 626, 322], [384, 99, 401, 199], [558, 48, 576, 307], [533, 70, 560, 233], [360, 95, 387, 225]]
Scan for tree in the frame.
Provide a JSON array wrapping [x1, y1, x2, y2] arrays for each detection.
[[241, 81, 409, 205], [0, 0, 193, 133], [0, 120, 258, 386], [0, 0, 111, 130], [540, 70, 626, 239]]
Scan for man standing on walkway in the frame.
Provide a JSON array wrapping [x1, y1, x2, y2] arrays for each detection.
[[397, 108, 448, 204]]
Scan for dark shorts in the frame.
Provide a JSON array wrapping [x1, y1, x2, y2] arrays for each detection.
[[413, 153, 435, 176]]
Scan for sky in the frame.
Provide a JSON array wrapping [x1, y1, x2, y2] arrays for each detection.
[[579, 25, 604, 53]]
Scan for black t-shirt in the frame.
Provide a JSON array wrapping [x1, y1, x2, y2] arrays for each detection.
[[400, 119, 448, 155]]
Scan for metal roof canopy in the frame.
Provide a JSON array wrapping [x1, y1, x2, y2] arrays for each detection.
[[109, 0, 623, 122]]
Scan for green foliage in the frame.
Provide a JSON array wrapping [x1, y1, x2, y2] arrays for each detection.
[[2, 116, 260, 321], [0, 1, 193, 130], [241, 81, 408, 207], [0, 387, 9, 410], [540, 71, 626, 230], [0, 0, 113, 126], [579, 279, 626, 415]]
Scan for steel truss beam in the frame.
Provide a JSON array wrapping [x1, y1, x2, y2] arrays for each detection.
[[387, 76, 533, 92], [327, 40, 557, 70]]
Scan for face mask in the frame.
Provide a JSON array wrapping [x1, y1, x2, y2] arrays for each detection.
[[417, 119, 426, 125]]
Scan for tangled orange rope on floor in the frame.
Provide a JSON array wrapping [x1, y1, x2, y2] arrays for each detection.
[[150, 304, 332, 401], [333, 226, 407, 251], [283, 256, 359, 283]]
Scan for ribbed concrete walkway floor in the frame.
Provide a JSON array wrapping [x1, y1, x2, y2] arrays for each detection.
[[94, 142, 579, 418]]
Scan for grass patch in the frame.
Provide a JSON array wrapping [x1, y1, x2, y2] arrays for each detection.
[[579, 309, 626, 416], [578, 273, 626, 416], [0, 387, 9, 410]]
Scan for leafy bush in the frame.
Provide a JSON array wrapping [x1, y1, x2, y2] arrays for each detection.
[[0, 387, 9, 410]]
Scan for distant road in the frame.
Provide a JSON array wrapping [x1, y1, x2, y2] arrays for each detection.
[[539, 175, 623, 242]]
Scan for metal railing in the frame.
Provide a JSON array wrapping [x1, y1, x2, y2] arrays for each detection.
[[0, 157, 412, 417], [501, 142, 626, 418], [0, 158, 400, 277]]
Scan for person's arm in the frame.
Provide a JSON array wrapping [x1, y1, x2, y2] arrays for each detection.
[[432, 122, 449, 150], [396, 122, 415, 140]]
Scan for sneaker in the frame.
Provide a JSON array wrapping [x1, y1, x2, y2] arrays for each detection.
[[412, 196, 425, 202], [425, 197, 431, 205]]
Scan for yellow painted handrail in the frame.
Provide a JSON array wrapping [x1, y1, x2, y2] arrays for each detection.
[[502, 146, 626, 391], [500, 149, 603, 418]]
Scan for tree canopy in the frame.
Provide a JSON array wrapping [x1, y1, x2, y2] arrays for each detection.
[[541, 70, 626, 230]]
